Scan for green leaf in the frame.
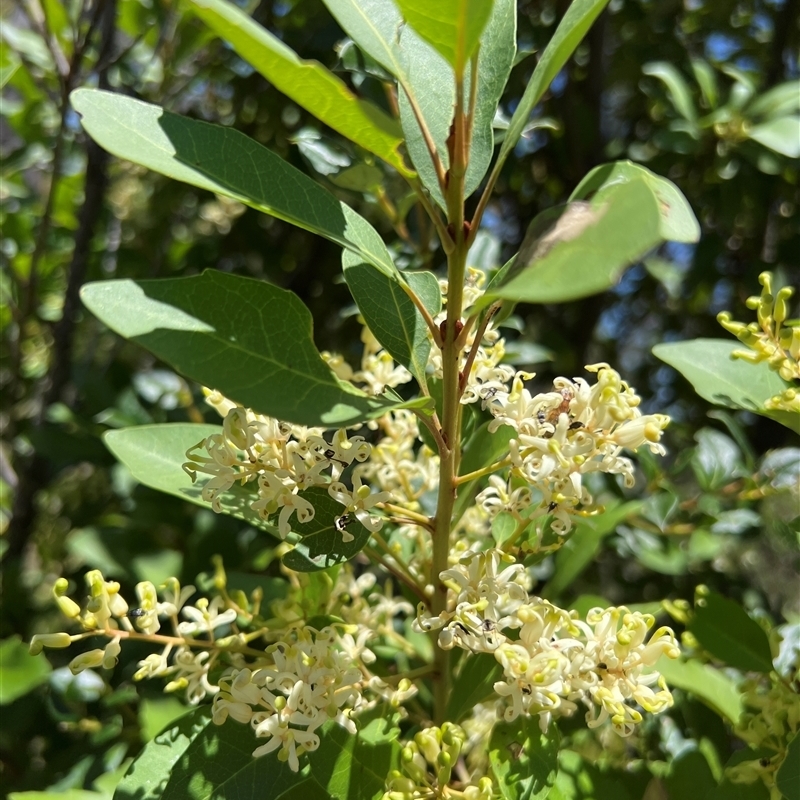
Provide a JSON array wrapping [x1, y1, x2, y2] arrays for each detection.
[[690, 58, 719, 109], [307, 718, 400, 800], [114, 707, 308, 800], [706, 777, 770, 800], [569, 160, 700, 244], [81, 272, 423, 427], [663, 750, 717, 800], [652, 339, 798, 432], [689, 590, 774, 673], [446, 653, 503, 723], [543, 501, 642, 598], [496, 0, 609, 167], [281, 487, 372, 572], [139, 698, 191, 742], [0, 59, 19, 90], [343, 253, 440, 385], [464, 0, 516, 198], [776, 732, 800, 800], [643, 61, 699, 124], [104, 424, 276, 533], [0, 636, 51, 704], [484, 178, 662, 306], [489, 717, 559, 800], [746, 81, 800, 119], [551, 749, 652, 800], [395, 0, 493, 75], [70, 89, 398, 280], [396, 0, 515, 204], [747, 115, 800, 158], [187, 0, 410, 176], [10, 792, 106, 800], [322, 0, 405, 79], [397, 22, 454, 206], [691, 428, 744, 491], [655, 656, 743, 723]]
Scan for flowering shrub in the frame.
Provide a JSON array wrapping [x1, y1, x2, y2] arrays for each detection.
[[26, 0, 799, 798]]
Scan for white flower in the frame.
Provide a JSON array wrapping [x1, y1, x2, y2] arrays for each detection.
[[178, 596, 237, 637], [328, 474, 391, 534]]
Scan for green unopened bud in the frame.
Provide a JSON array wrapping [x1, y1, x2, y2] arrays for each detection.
[[717, 311, 745, 336], [388, 776, 416, 793], [55, 594, 81, 619], [212, 554, 227, 591], [437, 764, 452, 788], [774, 288, 792, 326], [30, 632, 72, 655], [437, 751, 452, 768], [230, 589, 248, 612], [69, 649, 105, 675]]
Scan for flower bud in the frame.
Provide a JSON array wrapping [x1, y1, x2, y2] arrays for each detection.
[[415, 728, 441, 765], [103, 639, 122, 669], [69, 649, 105, 674], [53, 578, 81, 618], [30, 632, 72, 654]]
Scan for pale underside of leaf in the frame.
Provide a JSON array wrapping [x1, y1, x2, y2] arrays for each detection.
[[70, 88, 399, 280], [81, 271, 424, 427]]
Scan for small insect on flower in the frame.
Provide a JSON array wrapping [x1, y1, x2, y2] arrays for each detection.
[[127, 608, 147, 619], [324, 449, 348, 469], [334, 513, 352, 533], [334, 513, 356, 542]]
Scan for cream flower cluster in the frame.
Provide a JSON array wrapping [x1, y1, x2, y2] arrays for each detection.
[[30, 571, 233, 705], [212, 627, 368, 771], [324, 326, 413, 394], [384, 723, 493, 800], [718, 271, 800, 413], [478, 364, 669, 535], [727, 676, 800, 793], [183, 390, 389, 538], [415, 549, 679, 736]]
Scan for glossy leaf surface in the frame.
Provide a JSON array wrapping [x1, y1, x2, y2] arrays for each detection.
[[689, 590, 774, 673], [189, 0, 411, 175], [114, 707, 306, 800], [307, 717, 400, 800], [281, 487, 372, 572], [343, 253, 440, 385], [655, 656, 743, 723], [395, 0, 493, 74], [489, 717, 559, 800], [446, 653, 502, 723]]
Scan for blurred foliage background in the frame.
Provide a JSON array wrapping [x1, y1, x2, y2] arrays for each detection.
[[1, 0, 798, 795]]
